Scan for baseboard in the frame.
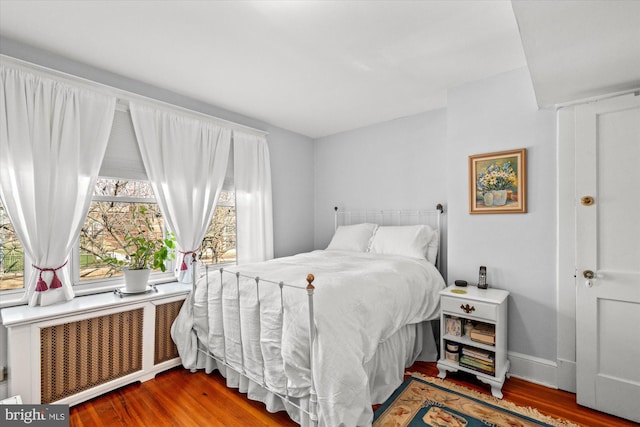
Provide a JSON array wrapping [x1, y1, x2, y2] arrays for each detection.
[[556, 358, 577, 393], [507, 351, 558, 389]]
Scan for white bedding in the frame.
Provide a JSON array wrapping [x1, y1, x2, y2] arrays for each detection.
[[173, 249, 445, 426]]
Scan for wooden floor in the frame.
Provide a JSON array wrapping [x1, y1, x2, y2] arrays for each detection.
[[70, 361, 636, 427]]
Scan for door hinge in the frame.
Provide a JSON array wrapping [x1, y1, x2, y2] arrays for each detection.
[[0, 366, 6, 382]]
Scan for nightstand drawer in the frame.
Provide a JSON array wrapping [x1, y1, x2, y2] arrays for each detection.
[[441, 296, 497, 320]]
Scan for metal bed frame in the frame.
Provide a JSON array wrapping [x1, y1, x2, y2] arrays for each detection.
[[190, 204, 444, 426]]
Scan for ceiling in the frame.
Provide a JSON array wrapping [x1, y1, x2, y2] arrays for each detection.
[[0, 1, 638, 139], [513, 0, 640, 107]]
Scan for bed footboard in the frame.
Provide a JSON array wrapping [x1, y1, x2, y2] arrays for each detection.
[[191, 255, 318, 426], [182, 204, 445, 426]]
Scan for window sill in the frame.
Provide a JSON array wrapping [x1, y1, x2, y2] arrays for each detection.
[[72, 273, 178, 298], [0, 273, 179, 310], [1, 281, 190, 328]]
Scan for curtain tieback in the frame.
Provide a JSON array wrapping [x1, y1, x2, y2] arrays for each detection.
[[178, 248, 200, 271], [32, 260, 68, 292]]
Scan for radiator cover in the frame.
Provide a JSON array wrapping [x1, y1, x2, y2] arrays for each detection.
[[40, 308, 144, 404], [4, 288, 188, 406]]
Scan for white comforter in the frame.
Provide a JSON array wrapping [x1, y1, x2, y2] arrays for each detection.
[[176, 250, 445, 426]]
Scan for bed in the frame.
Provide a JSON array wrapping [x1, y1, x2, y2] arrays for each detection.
[[171, 206, 446, 426]]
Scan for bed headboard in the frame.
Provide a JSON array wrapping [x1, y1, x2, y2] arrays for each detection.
[[333, 204, 445, 273]]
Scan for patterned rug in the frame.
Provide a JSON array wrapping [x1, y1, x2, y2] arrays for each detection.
[[373, 373, 579, 427]]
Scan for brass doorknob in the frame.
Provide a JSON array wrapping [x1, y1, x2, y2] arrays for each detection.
[[581, 196, 595, 206], [583, 270, 594, 279]]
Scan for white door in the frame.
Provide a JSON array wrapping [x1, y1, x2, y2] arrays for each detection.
[[575, 93, 640, 423]]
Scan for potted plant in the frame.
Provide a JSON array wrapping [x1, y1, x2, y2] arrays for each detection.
[[104, 206, 175, 292]]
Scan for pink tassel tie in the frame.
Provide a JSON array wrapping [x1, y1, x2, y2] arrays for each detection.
[[32, 260, 68, 292], [178, 248, 199, 271]]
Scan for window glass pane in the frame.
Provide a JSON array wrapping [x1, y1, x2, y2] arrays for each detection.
[[79, 202, 166, 282], [0, 201, 24, 291], [201, 193, 236, 265]]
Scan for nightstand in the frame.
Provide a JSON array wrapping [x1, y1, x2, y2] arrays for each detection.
[[437, 285, 510, 398]]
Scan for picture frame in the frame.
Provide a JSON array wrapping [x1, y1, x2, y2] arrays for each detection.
[[469, 148, 526, 214]]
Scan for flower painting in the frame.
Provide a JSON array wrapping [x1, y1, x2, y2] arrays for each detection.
[[469, 149, 526, 214]]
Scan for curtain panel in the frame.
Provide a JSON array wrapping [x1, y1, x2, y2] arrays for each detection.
[[234, 132, 274, 264], [0, 65, 116, 306], [171, 130, 273, 370], [130, 103, 231, 283]]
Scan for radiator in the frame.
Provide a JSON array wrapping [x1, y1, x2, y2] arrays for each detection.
[[154, 300, 184, 365], [40, 308, 144, 404]]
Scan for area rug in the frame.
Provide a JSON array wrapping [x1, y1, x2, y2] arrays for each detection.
[[373, 373, 579, 427]]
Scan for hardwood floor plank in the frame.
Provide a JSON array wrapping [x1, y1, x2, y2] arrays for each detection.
[[70, 363, 635, 426]]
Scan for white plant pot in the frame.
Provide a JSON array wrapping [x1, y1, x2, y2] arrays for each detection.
[[492, 189, 508, 206], [483, 191, 494, 206], [123, 268, 151, 292]]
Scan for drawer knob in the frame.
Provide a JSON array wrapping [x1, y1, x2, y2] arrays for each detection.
[[460, 303, 475, 314]]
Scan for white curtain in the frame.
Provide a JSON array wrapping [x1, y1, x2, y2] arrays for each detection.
[[234, 131, 274, 264], [0, 65, 116, 306], [130, 103, 231, 283]]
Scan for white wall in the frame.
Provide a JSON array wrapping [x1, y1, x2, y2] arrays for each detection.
[[0, 38, 315, 259], [446, 67, 557, 362], [314, 110, 448, 278], [314, 110, 447, 238], [268, 126, 315, 256]]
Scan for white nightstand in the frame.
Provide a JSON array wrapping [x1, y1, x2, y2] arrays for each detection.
[[437, 285, 510, 398]]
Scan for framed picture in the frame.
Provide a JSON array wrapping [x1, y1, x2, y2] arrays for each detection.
[[469, 148, 526, 214]]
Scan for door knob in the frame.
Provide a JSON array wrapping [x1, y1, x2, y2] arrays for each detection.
[[581, 196, 595, 206], [583, 270, 594, 288]]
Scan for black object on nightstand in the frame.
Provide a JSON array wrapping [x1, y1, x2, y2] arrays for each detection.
[[478, 266, 488, 289]]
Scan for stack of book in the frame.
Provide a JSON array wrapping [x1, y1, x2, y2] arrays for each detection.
[[460, 346, 495, 376], [469, 322, 495, 345]]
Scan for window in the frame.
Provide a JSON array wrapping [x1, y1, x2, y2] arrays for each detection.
[[76, 178, 173, 284], [0, 200, 24, 291], [75, 178, 237, 286], [201, 190, 236, 265], [1, 177, 237, 294]]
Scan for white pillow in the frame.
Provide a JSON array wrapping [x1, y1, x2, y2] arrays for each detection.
[[369, 225, 437, 262], [326, 223, 378, 252]]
